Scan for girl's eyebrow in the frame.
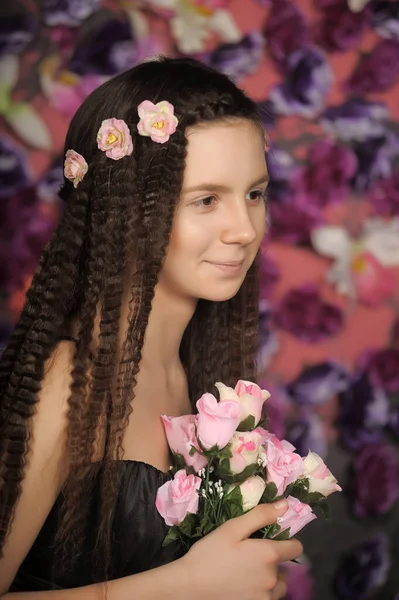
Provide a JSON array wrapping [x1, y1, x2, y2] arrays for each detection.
[[181, 173, 270, 194]]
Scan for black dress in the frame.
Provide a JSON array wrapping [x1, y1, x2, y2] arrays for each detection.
[[10, 460, 185, 590]]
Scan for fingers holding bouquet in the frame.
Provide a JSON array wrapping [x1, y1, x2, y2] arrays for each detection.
[[156, 379, 341, 598]]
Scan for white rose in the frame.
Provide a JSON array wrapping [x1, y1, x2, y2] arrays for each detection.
[[302, 451, 341, 497], [228, 475, 266, 512], [216, 380, 270, 428], [229, 431, 262, 474]]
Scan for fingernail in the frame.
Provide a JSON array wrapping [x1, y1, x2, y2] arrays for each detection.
[[273, 499, 288, 510]]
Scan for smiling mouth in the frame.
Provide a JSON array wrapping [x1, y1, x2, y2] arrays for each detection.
[[208, 260, 245, 267]]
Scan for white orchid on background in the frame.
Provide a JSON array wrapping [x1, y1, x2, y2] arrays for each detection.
[[142, 0, 240, 54], [0, 55, 52, 151], [311, 218, 399, 306], [347, 0, 372, 12]]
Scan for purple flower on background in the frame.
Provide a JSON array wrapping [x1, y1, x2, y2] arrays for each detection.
[[369, 170, 399, 217], [257, 99, 277, 131], [321, 99, 389, 143], [339, 374, 390, 451], [317, 0, 371, 52], [260, 383, 290, 440], [294, 139, 357, 208], [358, 349, 399, 394], [266, 147, 297, 202], [269, 199, 322, 245], [207, 33, 264, 82], [351, 443, 399, 519], [281, 560, 315, 600], [287, 361, 351, 406], [393, 317, 399, 348], [259, 247, 280, 300], [334, 535, 391, 599], [346, 39, 399, 94], [258, 301, 279, 370], [69, 17, 148, 76], [0, 188, 55, 291], [43, 0, 100, 27], [37, 156, 64, 203], [273, 284, 344, 342], [263, 0, 311, 69], [351, 132, 399, 192], [372, 1, 399, 39], [269, 46, 332, 118], [287, 409, 327, 458], [388, 406, 399, 440], [0, 6, 36, 56], [0, 137, 30, 198]]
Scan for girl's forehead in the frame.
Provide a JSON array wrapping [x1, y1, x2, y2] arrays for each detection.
[[183, 120, 267, 184]]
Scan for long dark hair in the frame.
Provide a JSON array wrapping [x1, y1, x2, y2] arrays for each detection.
[[0, 57, 263, 579]]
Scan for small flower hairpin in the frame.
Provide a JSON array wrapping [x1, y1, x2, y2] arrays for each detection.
[[137, 100, 178, 144], [64, 149, 88, 188], [97, 118, 133, 159]]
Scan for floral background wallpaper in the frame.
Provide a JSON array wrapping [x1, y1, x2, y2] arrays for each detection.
[[1, 0, 399, 597]]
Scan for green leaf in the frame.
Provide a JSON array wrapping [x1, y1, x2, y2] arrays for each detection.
[[216, 462, 259, 484], [172, 452, 188, 471], [260, 482, 278, 503], [217, 445, 233, 461], [178, 512, 199, 537], [273, 528, 290, 541], [5, 103, 52, 150], [315, 501, 330, 520], [194, 515, 214, 537], [0, 55, 18, 113], [288, 478, 311, 502], [236, 414, 255, 432], [162, 527, 180, 547], [306, 491, 327, 505], [223, 485, 244, 519]]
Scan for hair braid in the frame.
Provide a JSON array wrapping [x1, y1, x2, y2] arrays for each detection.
[[96, 130, 188, 574], [0, 184, 90, 555]]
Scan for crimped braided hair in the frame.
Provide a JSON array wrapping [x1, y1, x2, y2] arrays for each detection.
[[0, 57, 264, 580]]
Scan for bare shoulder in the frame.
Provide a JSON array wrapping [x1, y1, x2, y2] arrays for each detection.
[[0, 339, 75, 593]]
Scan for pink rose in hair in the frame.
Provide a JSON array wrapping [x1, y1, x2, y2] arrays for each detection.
[[155, 469, 201, 526], [137, 100, 178, 144], [196, 393, 242, 450], [273, 495, 316, 538], [161, 415, 207, 473], [216, 380, 270, 429], [64, 149, 88, 188], [302, 451, 342, 497], [229, 430, 262, 474], [96, 118, 133, 160], [263, 434, 304, 495]]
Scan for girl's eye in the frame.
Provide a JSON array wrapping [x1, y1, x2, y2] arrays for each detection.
[[246, 189, 268, 203], [194, 196, 217, 208]]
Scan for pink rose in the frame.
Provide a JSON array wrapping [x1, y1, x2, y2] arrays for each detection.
[[229, 475, 266, 512], [274, 495, 316, 538], [216, 380, 270, 428], [196, 393, 242, 450], [155, 469, 201, 526], [302, 451, 341, 497], [161, 415, 207, 473], [351, 251, 394, 307], [137, 100, 178, 144], [229, 431, 262, 474], [96, 118, 133, 160], [254, 426, 275, 445], [64, 149, 88, 188], [263, 435, 304, 495]]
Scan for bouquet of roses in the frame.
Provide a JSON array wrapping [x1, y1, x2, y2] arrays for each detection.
[[156, 380, 341, 549]]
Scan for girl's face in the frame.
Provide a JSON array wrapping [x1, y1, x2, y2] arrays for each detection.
[[159, 119, 268, 303]]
